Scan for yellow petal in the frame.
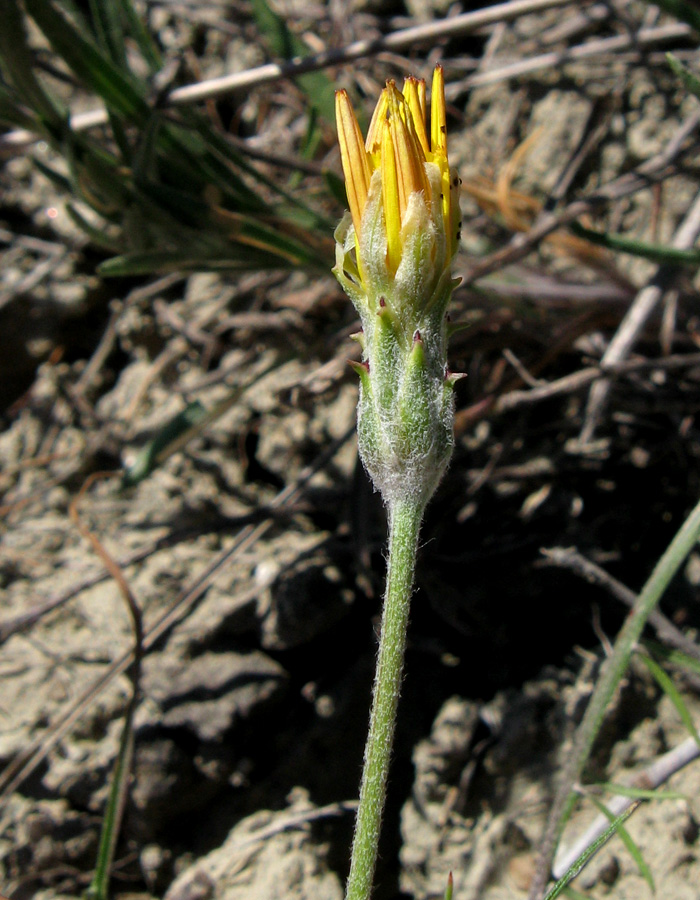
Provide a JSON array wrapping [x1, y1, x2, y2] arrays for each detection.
[[429, 66, 453, 249], [387, 84, 428, 218], [402, 76, 429, 157], [365, 84, 390, 155], [430, 65, 447, 157], [381, 124, 401, 274], [417, 79, 426, 122], [336, 89, 371, 240]]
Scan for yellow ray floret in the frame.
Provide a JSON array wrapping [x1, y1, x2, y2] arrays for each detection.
[[335, 65, 456, 274], [335, 89, 371, 241]]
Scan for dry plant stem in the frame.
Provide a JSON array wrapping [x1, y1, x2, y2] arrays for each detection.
[[69, 473, 144, 900], [528, 494, 700, 900], [346, 498, 424, 900], [579, 188, 700, 445], [464, 21, 692, 88], [464, 107, 700, 287], [496, 352, 700, 412], [552, 735, 700, 878]]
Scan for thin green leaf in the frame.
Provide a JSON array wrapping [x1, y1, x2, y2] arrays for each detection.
[[570, 221, 700, 267], [299, 105, 322, 162], [325, 169, 348, 209], [562, 887, 593, 900], [154, 116, 270, 214], [444, 872, 453, 900], [543, 804, 638, 900], [595, 781, 686, 801], [117, 0, 162, 71], [643, 640, 700, 678], [88, 0, 128, 68], [61, 138, 132, 215], [648, 0, 700, 32], [196, 118, 334, 229], [250, 0, 335, 123], [638, 651, 700, 748], [65, 204, 122, 251], [98, 247, 307, 276], [667, 53, 700, 101], [589, 796, 654, 892], [128, 174, 327, 268], [0, 87, 38, 130], [0, 0, 64, 128], [122, 402, 208, 486], [83, 702, 136, 900], [23, 0, 149, 123], [31, 156, 73, 194]]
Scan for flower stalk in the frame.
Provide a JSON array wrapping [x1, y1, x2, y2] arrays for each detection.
[[334, 67, 461, 900], [346, 498, 423, 900]]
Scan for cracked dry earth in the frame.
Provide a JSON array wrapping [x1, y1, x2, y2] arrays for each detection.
[[3, 2, 700, 900]]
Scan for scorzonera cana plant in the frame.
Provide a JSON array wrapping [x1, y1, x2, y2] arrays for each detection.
[[333, 66, 461, 900]]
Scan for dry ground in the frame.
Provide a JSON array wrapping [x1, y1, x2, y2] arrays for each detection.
[[2, 2, 700, 899]]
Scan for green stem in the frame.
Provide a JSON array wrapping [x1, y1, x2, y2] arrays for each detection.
[[345, 497, 424, 900]]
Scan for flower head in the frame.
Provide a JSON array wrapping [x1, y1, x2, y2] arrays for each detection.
[[333, 67, 462, 508], [335, 66, 459, 283]]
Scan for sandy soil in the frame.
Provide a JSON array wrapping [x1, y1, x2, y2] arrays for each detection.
[[2, 2, 700, 899]]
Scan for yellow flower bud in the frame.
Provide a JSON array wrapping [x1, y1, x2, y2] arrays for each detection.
[[335, 65, 458, 283], [333, 67, 462, 508]]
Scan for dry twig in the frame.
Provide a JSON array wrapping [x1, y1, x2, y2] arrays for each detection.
[[578, 189, 700, 446]]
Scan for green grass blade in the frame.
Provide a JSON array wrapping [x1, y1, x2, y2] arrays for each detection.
[[648, 0, 700, 32], [122, 402, 208, 486], [152, 116, 270, 214], [325, 168, 348, 209], [589, 796, 654, 891], [570, 221, 700, 266], [83, 708, 135, 900], [638, 651, 700, 747], [543, 804, 638, 900], [595, 781, 686, 801], [98, 247, 307, 276], [0, 0, 64, 127], [667, 53, 700, 100], [644, 640, 700, 678], [562, 886, 593, 900], [0, 85, 38, 130], [202, 123, 334, 227], [65, 204, 122, 250], [83, 0, 134, 157], [117, 0, 162, 71], [32, 155, 73, 193], [250, 0, 335, 123], [88, 0, 127, 68], [23, 0, 149, 123], [444, 872, 453, 900]]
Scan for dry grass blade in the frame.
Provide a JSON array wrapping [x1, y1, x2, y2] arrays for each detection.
[[68, 474, 143, 900]]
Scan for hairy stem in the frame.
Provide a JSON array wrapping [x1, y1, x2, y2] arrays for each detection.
[[345, 497, 424, 900]]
